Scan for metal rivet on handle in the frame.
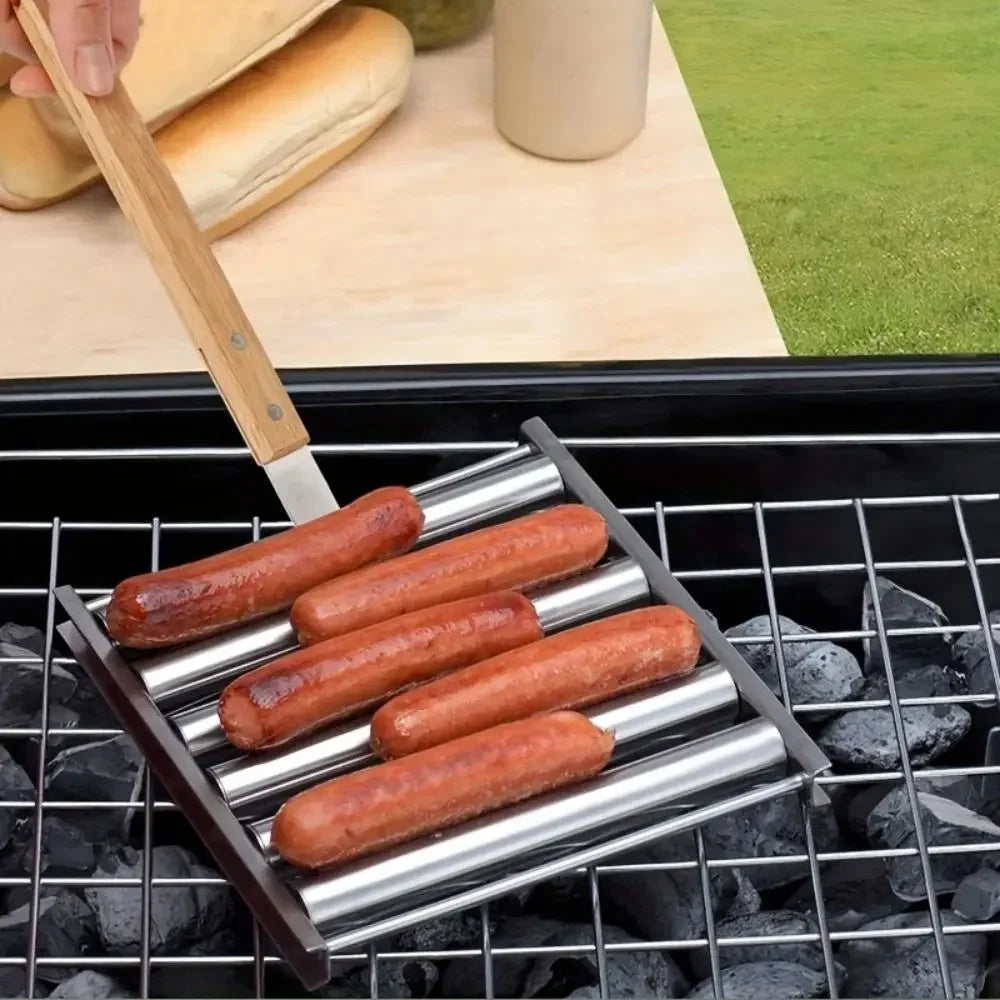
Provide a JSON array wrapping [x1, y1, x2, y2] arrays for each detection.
[[230, 333, 247, 350], [267, 404, 284, 421]]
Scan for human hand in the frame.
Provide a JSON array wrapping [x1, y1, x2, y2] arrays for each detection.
[[1, 0, 140, 98]]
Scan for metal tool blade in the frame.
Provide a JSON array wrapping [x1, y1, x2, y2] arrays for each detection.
[[264, 449, 339, 522]]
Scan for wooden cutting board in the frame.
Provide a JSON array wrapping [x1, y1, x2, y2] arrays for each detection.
[[0, 11, 786, 380]]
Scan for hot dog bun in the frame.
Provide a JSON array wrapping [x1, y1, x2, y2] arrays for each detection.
[[158, 5, 414, 241]]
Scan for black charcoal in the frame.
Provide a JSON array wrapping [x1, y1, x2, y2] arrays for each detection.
[[724, 871, 762, 920], [845, 773, 982, 839], [523, 924, 687, 999], [440, 916, 568, 998], [84, 845, 232, 955], [394, 910, 487, 952], [600, 835, 744, 943], [784, 856, 907, 932], [954, 611, 1000, 698], [63, 674, 118, 730], [44, 735, 142, 840], [868, 787, 1000, 900], [0, 644, 77, 727], [24, 817, 99, 877], [685, 961, 837, 1000], [862, 576, 953, 674], [0, 968, 46, 998], [815, 701, 970, 771], [953, 867, 1000, 922], [0, 623, 45, 656], [48, 971, 134, 999], [148, 967, 252, 999], [725, 616, 863, 706], [700, 797, 840, 892], [26, 705, 82, 772], [841, 910, 986, 999], [0, 890, 98, 984], [689, 910, 824, 983], [0, 746, 34, 852], [323, 961, 440, 999]]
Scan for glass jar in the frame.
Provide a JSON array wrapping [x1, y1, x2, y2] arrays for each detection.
[[359, 0, 493, 50]]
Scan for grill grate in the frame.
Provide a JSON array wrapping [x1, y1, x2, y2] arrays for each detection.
[[3, 431, 1000, 999]]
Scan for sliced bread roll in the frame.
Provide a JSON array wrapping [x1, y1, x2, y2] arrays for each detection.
[[159, 5, 413, 241], [0, 0, 344, 209], [31, 0, 345, 149], [0, 6, 413, 237]]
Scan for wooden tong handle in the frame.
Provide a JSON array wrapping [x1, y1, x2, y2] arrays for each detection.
[[13, 0, 308, 466]]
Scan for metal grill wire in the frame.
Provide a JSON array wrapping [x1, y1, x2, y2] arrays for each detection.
[[2, 438, 1000, 999]]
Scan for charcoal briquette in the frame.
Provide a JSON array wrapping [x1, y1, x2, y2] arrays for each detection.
[[725, 615, 863, 707], [699, 797, 840, 892], [723, 870, 762, 920], [862, 576, 954, 674], [322, 960, 440, 999], [148, 966, 253, 999], [0, 623, 45, 657], [815, 701, 971, 771], [44, 735, 142, 840], [841, 910, 986, 999], [0, 644, 77, 727], [48, 971, 135, 999], [844, 773, 983, 839], [868, 787, 1000, 900], [689, 910, 825, 983], [954, 611, 1000, 698], [685, 961, 839, 1000], [23, 817, 99, 877], [0, 890, 98, 984], [523, 924, 688, 999], [439, 916, 569, 998], [84, 845, 232, 955], [393, 909, 487, 953], [0, 967, 46, 998], [953, 867, 1000, 922], [783, 856, 908, 932], [0, 745, 35, 852], [25, 705, 82, 773]]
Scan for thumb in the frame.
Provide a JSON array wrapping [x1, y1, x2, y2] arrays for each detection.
[[48, 0, 113, 96]]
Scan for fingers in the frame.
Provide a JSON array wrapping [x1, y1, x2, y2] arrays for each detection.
[[48, 0, 115, 95], [3, 0, 141, 98], [0, 0, 38, 65]]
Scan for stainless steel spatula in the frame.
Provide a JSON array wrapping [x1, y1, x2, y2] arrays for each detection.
[[14, 0, 339, 523]]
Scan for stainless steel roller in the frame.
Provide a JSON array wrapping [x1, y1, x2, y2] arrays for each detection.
[[119, 451, 564, 709], [175, 557, 650, 761], [244, 661, 741, 859], [292, 717, 784, 931]]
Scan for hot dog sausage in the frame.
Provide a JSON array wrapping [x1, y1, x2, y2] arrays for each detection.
[[219, 591, 544, 752], [290, 505, 608, 645], [271, 710, 614, 870], [370, 605, 700, 759], [106, 487, 424, 650]]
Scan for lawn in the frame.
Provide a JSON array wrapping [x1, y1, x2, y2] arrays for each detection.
[[655, 0, 1000, 356]]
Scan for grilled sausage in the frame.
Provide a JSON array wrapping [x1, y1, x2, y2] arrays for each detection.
[[271, 710, 614, 870], [290, 504, 608, 645], [106, 487, 424, 649], [219, 591, 544, 751], [370, 605, 700, 759]]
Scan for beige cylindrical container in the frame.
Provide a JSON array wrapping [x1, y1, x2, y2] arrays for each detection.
[[493, 0, 654, 162]]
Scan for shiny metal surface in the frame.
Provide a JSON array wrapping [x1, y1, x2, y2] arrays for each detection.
[[247, 816, 276, 860], [408, 445, 532, 496], [210, 720, 372, 814], [532, 558, 648, 632], [128, 453, 563, 707], [244, 663, 739, 848], [294, 718, 787, 930], [169, 700, 231, 759], [137, 615, 297, 711], [416, 453, 563, 541], [175, 557, 648, 758], [263, 447, 340, 524]]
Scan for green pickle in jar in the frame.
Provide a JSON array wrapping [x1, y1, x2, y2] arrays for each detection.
[[356, 0, 492, 50]]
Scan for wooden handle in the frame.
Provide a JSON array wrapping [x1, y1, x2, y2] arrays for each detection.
[[13, 0, 309, 466]]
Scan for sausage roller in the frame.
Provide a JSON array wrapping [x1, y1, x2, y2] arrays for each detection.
[[86, 449, 564, 710], [245, 660, 740, 856], [54, 417, 833, 990], [176, 556, 649, 764]]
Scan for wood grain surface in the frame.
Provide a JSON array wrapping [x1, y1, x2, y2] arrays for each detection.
[[0, 12, 787, 380]]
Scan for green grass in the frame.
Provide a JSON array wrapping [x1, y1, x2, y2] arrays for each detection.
[[655, 0, 1000, 355]]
